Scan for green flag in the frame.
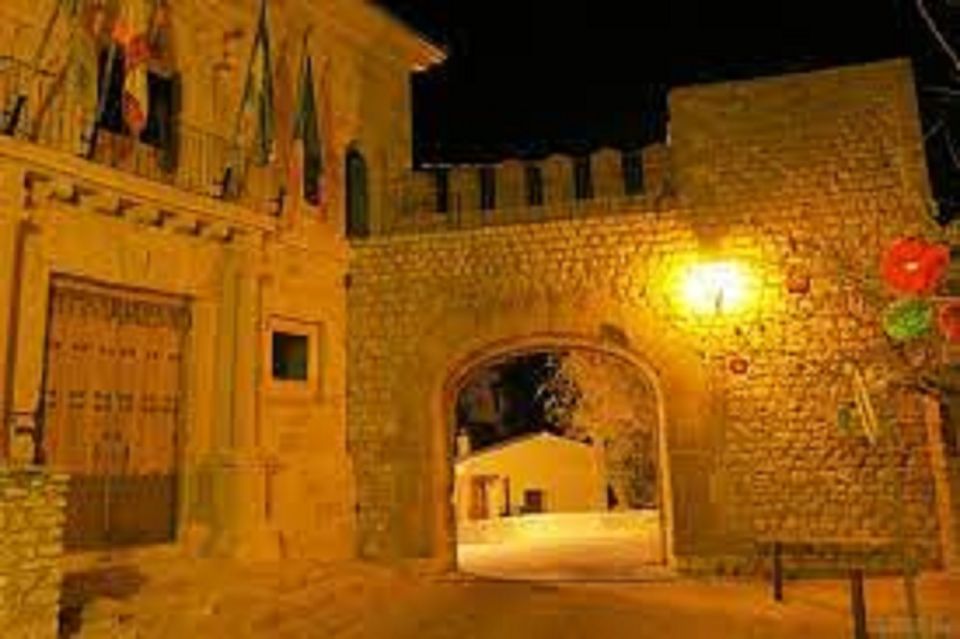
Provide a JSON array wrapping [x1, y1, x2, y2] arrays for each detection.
[[292, 49, 322, 205], [239, 0, 274, 166]]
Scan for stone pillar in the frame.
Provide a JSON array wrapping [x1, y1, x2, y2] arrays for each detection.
[[0, 169, 28, 463], [543, 154, 574, 208], [7, 217, 47, 466], [0, 211, 20, 461], [204, 241, 276, 559], [499, 160, 524, 212], [592, 148, 624, 200]]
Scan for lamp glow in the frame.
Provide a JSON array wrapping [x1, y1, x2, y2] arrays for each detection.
[[682, 261, 749, 315]]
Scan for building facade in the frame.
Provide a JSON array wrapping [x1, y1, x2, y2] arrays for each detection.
[[454, 432, 607, 523], [0, 0, 955, 596], [0, 0, 441, 567], [349, 58, 960, 573]]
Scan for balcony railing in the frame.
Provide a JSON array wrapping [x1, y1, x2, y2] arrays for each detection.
[[0, 56, 279, 213]]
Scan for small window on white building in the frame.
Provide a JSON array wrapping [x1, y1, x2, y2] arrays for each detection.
[[523, 489, 545, 514]]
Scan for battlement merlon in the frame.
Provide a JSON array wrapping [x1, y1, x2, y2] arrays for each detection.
[[386, 144, 672, 232]]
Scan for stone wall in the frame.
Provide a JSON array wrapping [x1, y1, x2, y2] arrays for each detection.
[[347, 59, 951, 571], [0, 469, 67, 639]]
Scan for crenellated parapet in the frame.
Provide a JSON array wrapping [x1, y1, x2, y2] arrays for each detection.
[[385, 143, 673, 235]]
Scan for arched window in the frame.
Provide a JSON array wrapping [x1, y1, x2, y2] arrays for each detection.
[[345, 146, 369, 238]]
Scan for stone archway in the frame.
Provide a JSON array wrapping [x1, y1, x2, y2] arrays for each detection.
[[348, 257, 724, 569], [400, 310, 720, 571], [440, 338, 676, 577]]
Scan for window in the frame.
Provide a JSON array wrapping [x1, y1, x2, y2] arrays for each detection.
[[271, 332, 309, 381], [265, 318, 322, 397], [98, 47, 126, 134], [622, 150, 645, 196], [523, 489, 545, 514], [346, 146, 369, 237], [525, 164, 544, 207], [574, 156, 593, 200], [97, 48, 180, 169], [141, 72, 180, 169], [478, 166, 496, 211], [435, 168, 449, 214]]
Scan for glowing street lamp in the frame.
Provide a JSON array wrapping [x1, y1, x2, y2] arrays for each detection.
[[681, 261, 750, 315]]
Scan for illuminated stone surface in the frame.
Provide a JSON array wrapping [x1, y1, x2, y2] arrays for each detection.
[[0, 0, 954, 635]]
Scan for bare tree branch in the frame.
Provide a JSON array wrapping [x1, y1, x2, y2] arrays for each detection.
[[944, 128, 960, 173], [916, 0, 960, 74]]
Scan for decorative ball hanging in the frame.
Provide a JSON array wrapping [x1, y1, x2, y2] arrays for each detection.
[[728, 355, 749, 375], [882, 298, 934, 342], [785, 267, 811, 295], [881, 238, 949, 296], [938, 301, 960, 343]]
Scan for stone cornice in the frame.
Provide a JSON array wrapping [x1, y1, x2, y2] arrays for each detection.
[[0, 135, 277, 241]]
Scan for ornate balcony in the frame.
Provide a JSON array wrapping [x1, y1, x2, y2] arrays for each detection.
[[0, 56, 280, 214]]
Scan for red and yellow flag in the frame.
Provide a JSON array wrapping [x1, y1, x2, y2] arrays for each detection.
[[112, 0, 151, 135]]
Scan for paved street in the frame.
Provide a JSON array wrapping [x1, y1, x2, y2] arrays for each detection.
[[458, 536, 669, 581], [65, 558, 960, 638], [359, 575, 959, 639]]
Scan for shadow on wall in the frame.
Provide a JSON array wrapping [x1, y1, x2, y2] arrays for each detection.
[[59, 565, 147, 638]]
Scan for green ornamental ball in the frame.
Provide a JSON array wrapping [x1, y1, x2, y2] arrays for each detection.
[[882, 299, 934, 342]]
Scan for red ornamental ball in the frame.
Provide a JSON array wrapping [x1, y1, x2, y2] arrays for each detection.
[[728, 356, 749, 375], [881, 238, 950, 296], [939, 301, 960, 343]]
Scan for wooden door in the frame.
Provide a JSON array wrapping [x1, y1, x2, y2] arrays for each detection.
[[469, 477, 490, 521], [41, 278, 189, 551], [523, 489, 544, 514]]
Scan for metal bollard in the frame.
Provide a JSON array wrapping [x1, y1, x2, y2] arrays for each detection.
[[849, 567, 868, 639], [772, 541, 784, 603]]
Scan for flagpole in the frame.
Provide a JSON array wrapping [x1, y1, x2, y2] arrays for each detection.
[[318, 54, 333, 215], [3, 0, 64, 135], [231, 0, 265, 146], [222, 0, 268, 198], [85, 39, 119, 159]]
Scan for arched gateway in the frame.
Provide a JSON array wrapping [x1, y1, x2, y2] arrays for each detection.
[[442, 339, 676, 573], [347, 223, 724, 570], [347, 61, 953, 574]]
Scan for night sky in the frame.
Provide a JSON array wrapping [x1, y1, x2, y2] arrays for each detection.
[[378, 0, 959, 214]]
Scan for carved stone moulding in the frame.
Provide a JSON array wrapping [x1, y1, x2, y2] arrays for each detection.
[[19, 168, 240, 244]]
